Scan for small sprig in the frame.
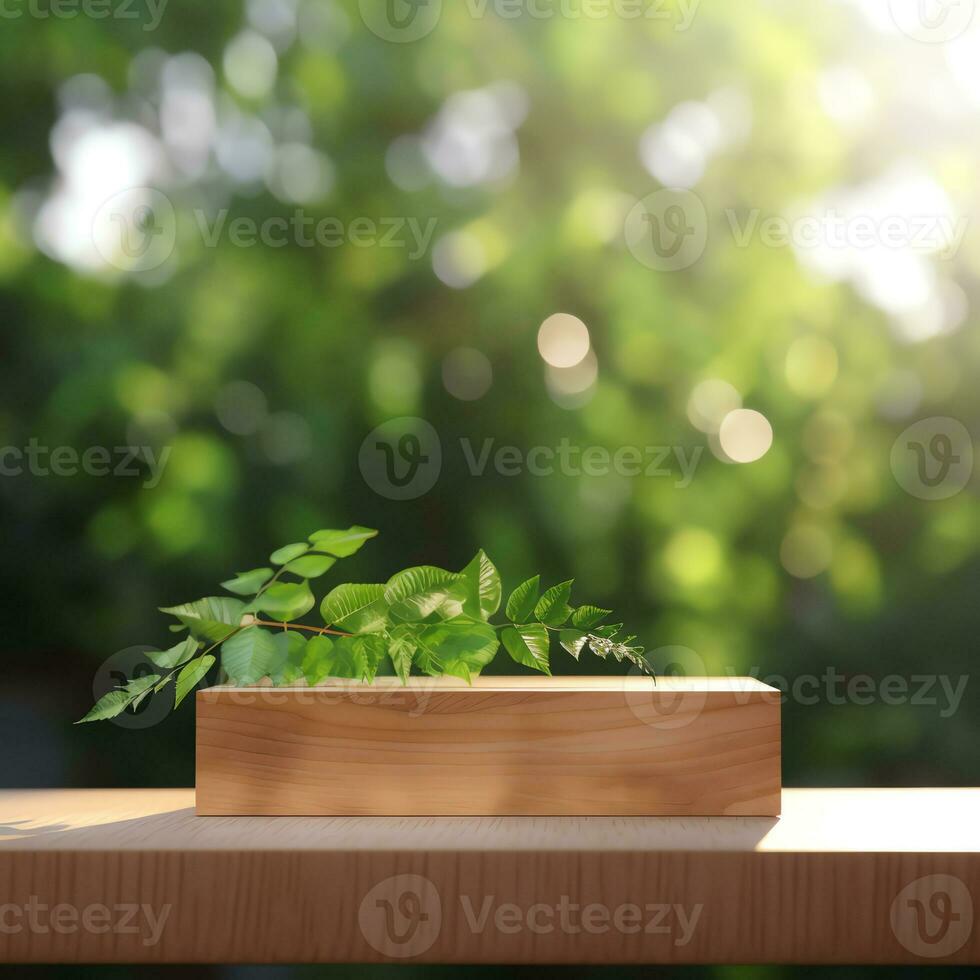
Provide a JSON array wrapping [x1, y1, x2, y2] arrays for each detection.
[[78, 525, 653, 723]]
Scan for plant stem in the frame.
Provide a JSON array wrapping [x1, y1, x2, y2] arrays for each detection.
[[493, 621, 563, 632], [153, 628, 240, 690], [253, 560, 291, 600], [252, 618, 353, 638]]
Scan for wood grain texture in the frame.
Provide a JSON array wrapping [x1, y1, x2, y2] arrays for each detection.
[[194, 676, 781, 816], [1, 788, 978, 964]]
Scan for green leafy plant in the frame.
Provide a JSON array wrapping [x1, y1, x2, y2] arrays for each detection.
[[79, 525, 652, 723]]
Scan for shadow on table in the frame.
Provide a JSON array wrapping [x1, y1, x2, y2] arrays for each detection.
[[0, 799, 780, 852]]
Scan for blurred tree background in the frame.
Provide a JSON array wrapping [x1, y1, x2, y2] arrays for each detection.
[[1, 0, 979, 975]]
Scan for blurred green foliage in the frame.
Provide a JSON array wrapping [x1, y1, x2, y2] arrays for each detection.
[[0, 0, 977, 805]]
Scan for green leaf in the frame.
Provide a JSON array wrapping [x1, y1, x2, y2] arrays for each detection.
[[353, 633, 387, 682], [174, 655, 215, 708], [559, 629, 589, 659], [147, 636, 200, 670], [322, 636, 365, 679], [221, 626, 283, 685], [283, 553, 337, 579], [220, 567, 274, 596], [591, 623, 623, 638], [76, 674, 161, 724], [254, 581, 315, 621], [125, 674, 162, 710], [159, 597, 245, 642], [459, 550, 502, 621], [309, 525, 378, 557], [587, 634, 653, 676], [435, 583, 466, 620], [388, 625, 417, 684], [505, 575, 540, 622], [303, 636, 366, 685], [270, 542, 309, 565], [77, 690, 137, 724], [535, 580, 574, 626], [415, 618, 498, 683], [301, 635, 335, 686], [320, 583, 388, 633], [413, 636, 441, 677], [303, 634, 376, 681], [571, 605, 612, 630], [270, 630, 308, 684], [502, 624, 551, 674], [384, 566, 461, 622]]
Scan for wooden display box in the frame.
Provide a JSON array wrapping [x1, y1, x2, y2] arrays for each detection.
[[195, 676, 781, 816]]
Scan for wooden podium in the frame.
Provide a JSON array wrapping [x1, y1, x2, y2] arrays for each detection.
[[195, 676, 781, 816]]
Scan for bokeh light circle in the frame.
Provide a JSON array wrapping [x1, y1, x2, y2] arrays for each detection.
[[718, 409, 773, 463], [537, 313, 590, 368]]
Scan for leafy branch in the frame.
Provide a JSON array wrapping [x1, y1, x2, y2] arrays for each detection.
[[79, 525, 653, 723]]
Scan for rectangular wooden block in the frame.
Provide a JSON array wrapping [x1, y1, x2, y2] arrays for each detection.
[[196, 676, 781, 816]]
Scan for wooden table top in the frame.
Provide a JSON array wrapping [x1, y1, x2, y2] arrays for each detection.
[[1, 786, 978, 853], [1, 787, 977, 964]]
